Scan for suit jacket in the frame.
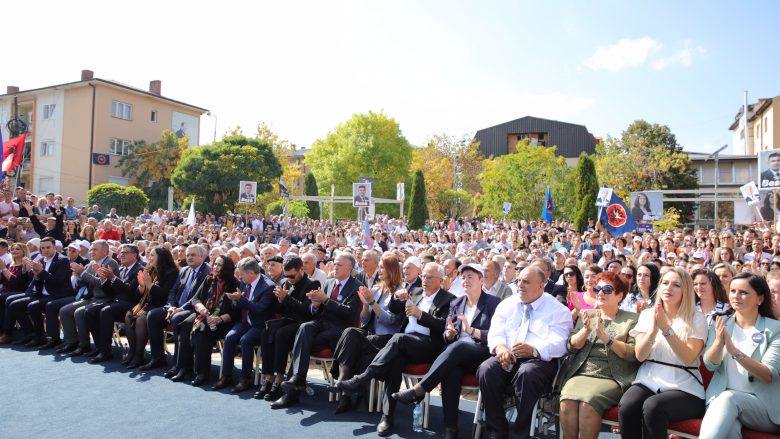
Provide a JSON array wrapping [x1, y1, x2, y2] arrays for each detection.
[[313, 276, 362, 331], [446, 291, 502, 346], [236, 274, 277, 328], [103, 261, 144, 304], [355, 270, 379, 291], [487, 280, 514, 301], [77, 255, 120, 302], [279, 274, 321, 323], [32, 252, 73, 298], [760, 169, 780, 188], [703, 314, 780, 423], [389, 287, 455, 350], [166, 262, 211, 309], [402, 276, 423, 297], [148, 267, 180, 309]]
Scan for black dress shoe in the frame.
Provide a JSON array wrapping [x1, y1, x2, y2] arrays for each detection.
[[120, 354, 134, 365], [392, 388, 425, 405], [191, 374, 208, 386], [335, 374, 367, 393], [335, 395, 351, 414], [89, 352, 113, 364], [126, 360, 144, 369], [164, 367, 179, 379], [211, 376, 234, 391], [264, 382, 283, 401], [232, 378, 253, 393], [253, 381, 273, 399], [25, 337, 46, 347], [171, 369, 191, 382], [270, 392, 298, 409], [56, 342, 78, 354], [140, 357, 167, 371], [67, 347, 87, 357], [14, 334, 35, 345], [377, 415, 394, 437], [38, 339, 61, 350], [84, 349, 100, 357], [280, 376, 306, 394], [444, 427, 459, 439]]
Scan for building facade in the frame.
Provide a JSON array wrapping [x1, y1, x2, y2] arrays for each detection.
[[730, 96, 779, 155], [0, 70, 207, 204]]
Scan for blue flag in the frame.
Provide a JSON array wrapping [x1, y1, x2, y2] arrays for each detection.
[[599, 192, 637, 236], [541, 186, 554, 222]]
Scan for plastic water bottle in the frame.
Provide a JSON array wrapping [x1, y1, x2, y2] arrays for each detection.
[[412, 402, 423, 432], [406, 298, 416, 326]]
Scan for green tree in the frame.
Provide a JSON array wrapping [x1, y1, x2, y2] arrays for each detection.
[[434, 189, 473, 219], [306, 111, 412, 217], [118, 130, 188, 209], [304, 173, 320, 219], [87, 183, 150, 216], [594, 120, 698, 218], [171, 134, 282, 216], [408, 170, 429, 229], [574, 153, 600, 232], [479, 141, 573, 220], [265, 199, 309, 218]]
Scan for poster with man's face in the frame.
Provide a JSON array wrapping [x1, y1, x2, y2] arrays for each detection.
[[353, 183, 371, 207], [239, 181, 257, 204], [758, 150, 780, 190]]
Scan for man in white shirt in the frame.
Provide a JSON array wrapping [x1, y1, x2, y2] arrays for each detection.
[[302, 252, 327, 285], [478, 265, 572, 439]]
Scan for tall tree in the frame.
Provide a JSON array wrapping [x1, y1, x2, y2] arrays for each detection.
[[574, 153, 600, 232], [304, 173, 320, 219], [171, 134, 282, 215], [594, 120, 698, 218], [479, 141, 574, 220], [306, 111, 412, 217], [118, 130, 188, 209], [407, 170, 429, 230]]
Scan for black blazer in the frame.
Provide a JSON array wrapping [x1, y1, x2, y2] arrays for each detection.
[[314, 276, 363, 331], [279, 274, 321, 323], [32, 252, 73, 298], [103, 262, 144, 304], [389, 287, 455, 349], [403, 276, 423, 297], [446, 292, 501, 346], [166, 262, 211, 308], [148, 267, 180, 309], [191, 276, 241, 324]]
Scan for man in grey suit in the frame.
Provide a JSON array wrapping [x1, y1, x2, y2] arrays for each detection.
[[482, 259, 513, 300], [59, 240, 120, 356]]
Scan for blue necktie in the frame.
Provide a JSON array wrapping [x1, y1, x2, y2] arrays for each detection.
[[178, 269, 195, 307]]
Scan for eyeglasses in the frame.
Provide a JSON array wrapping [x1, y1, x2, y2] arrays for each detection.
[[563, 272, 576, 278], [421, 275, 440, 280], [760, 262, 771, 267], [620, 273, 634, 279], [593, 285, 615, 294], [284, 274, 297, 279]]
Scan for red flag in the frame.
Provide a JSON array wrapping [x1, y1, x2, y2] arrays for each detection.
[[2, 133, 26, 172]]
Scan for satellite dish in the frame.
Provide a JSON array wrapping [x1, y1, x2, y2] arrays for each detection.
[[6, 118, 28, 137]]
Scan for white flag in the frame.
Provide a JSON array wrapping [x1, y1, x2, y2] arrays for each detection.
[[186, 199, 196, 226]]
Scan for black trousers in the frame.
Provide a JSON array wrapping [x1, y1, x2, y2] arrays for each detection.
[[2, 292, 30, 334], [147, 307, 192, 362], [618, 383, 705, 439], [333, 327, 391, 380], [419, 339, 490, 429], [361, 332, 441, 417], [10, 294, 55, 338], [290, 320, 342, 379], [0, 290, 25, 333], [172, 313, 197, 370], [477, 355, 557, 439], [85, 301, 132, 354], [191, 323, 231, 379], [125, 308, 154, 363], [260, 320, 301, 376]]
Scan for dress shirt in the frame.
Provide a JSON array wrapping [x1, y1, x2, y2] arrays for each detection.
[[448, 277, 465, 298], [311, 277, 348, 313], [487, 292, 572, 361], [41, 256, 53, 296], [404, 291, 438, 336], [244, 274, 262, 325]]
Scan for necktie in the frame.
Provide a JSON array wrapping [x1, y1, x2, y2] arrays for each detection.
[[178, 269, 195, 307], [119, 267, 127, 282], [515, 304, 532, 344], [75, 286, 88, 300], [330, 282, 341, 301], [242, 283, 251, 325]]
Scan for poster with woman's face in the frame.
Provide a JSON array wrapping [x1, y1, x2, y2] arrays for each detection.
[[629, 192, 663, 221]]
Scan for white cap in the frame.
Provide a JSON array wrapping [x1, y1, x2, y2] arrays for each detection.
[[241, 242, 257, 255], [692, 251, 705, 260], [633, 236, 643, 242], [603, 244, 614, 252], [458, 262, 484, 277], [78, 240, 91, 251], [403, 256, 422, 270], [55, 240, 63, 248], [27, 238, 41, 249]]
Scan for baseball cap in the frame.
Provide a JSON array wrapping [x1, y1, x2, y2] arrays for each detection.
[[458, 263, 484, 277], [403, 256, 422, 270]]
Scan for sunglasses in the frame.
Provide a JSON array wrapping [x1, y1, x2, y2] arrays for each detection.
[[619, 273, 634, 279], [563, 272, 576, 278], [593, 285, 615, 294]]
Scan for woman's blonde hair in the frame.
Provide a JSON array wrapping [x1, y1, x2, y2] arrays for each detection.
[[661, 266, 697, 341]]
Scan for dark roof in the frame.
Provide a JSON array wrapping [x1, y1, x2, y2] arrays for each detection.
[[729, 98, 773, 131], [473, 116, 596, 158], [0, 78, 208, 113]]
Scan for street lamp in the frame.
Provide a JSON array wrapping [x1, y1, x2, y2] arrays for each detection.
[[705, 144, 729, 227], [207, 111, 217, 143]]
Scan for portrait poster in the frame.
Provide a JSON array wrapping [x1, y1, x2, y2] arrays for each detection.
[[238, 181, 257, 204], [629, 192, 664, 221], [353, 183, 371, 207]]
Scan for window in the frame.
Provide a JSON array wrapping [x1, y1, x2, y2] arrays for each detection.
[[111, 101, 132, 120], [765, 117, 769, 132], [108, 176, 130, 187], [41, 141, 55, 157], [42, 104, 56, 120], [151, 110, 157, 122], [109, 138, 133, 156], [38, 177, 54, 194]]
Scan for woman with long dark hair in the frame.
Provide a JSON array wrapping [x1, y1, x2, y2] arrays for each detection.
[[620, 263, 660, 313], [691, 268, 731, 327]]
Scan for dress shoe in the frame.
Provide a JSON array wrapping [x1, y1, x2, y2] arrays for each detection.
[[335, 374, 367, 393], [66, 347, 88, 357], [335, 395, 351, 414], [280, 375, 306, 394], [171, 369, 191, 382], [38, 339, 61, 350], [211, 376, 234, 391], [24, 337, 46, 347], [89, 352, 113, 364], [270, 392, 298, 409], [0, 334, 13, 344], [377, 415, 394, 437], [392, 388, 425, 405], [443, 428, 459, 439], [253, 381, 273, 399], [14, 334, 35, 345], [120, 354, 134, 365], [232, 378, 253, 393], [85, 349, 101, 357], [264, 382, 283, 401], [56, 342, 78, 353], [164, 366, 180, 379], [140, 357, 167, 371], [126, 360, 144, 369], [191, 374, 208, 386]]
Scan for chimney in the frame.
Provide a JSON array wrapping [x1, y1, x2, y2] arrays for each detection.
[[6, 86, 19, 94], [81, 70, 94, 81], [149, 80, 161, 95]]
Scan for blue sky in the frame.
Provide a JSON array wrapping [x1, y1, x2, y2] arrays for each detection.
[[5, 0, 778, 155]]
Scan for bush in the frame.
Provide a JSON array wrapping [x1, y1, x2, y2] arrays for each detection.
[[87, 183, 150, 216], [265, 199, 309, 218], [407, 170, 429, 230]]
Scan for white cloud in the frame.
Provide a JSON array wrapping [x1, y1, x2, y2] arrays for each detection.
[[583, 37, 662, 71], [652, 42, 707, 70]]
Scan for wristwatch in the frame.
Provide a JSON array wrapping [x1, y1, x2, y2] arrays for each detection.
[[532, 348, 539, 358], [367, 299, 376, 306], [605, 336, 614, 348], [662, 328, 675, 338]]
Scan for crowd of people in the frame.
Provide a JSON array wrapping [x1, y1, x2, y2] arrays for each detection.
[[0, 186, 779, 439]]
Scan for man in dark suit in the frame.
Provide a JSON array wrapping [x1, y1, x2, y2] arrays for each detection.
[[81, 244, 145, 362], [147, 244, 210, 371], [213, 257, 276, 392], [8, 237, 73, 346], [354, 249, 380, 291], [760, 151, 780, 188], [353, 185, 370, 207], [335, 262, 455, 436], [271, 251, 362, 409], [401, 256, 423, 295], [254, 255, 321, 401], [239, 183, 256, 203]]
